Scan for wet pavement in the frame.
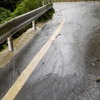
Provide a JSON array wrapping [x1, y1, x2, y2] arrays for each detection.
[[0, 2, 100, 100]]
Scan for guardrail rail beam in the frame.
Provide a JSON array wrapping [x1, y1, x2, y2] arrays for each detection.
[[0, 3, 53, 52]]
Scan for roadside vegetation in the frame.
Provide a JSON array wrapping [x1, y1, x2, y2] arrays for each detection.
[[0, 0, 53, 24], [54, 0, 97, 2], [0, 0, 54, 51]]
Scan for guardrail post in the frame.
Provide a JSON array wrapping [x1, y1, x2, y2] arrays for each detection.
[[7, 36, 13, 51], [32, 21, 36, 30]]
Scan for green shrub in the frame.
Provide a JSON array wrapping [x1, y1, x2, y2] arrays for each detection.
[[0, 7, 10, 23], [0, 0, 22, 12], [10, 0, 48, 17], [37, 8, 55, 22]]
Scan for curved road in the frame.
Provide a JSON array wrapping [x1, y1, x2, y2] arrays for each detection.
[[0, 2, 100, 100]]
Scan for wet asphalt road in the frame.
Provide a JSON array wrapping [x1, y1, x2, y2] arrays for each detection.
[[0, 2, 100, 100]]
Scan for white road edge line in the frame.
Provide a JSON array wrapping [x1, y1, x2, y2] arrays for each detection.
[[2, 20, 65, 100]]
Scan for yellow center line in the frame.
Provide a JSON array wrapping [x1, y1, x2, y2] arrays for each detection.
[[2, 20, 65, 100]]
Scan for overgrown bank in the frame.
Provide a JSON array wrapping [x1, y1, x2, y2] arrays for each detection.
[[54, 0, 97, 2]]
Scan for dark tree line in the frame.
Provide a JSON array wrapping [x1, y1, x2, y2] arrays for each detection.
[[0, 0, 22, 12]]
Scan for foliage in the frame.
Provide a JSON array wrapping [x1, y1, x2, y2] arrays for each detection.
[[54, 0, 96, 1], [0, 0, 22, 12], [0, 41, 7, 52], [0, 7, 10, 23], [37, 8, 55, 22], [10, 0, 48, 17]]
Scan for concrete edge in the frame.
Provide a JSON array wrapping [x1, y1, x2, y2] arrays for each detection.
[[0, 23, 46, 69]]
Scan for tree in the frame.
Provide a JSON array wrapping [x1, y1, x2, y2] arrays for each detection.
[[0, 0, 22, 12], [0, 7, 10, 23]]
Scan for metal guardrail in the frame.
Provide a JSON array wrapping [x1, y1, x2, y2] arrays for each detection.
[[0, 3, 53, 50]]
